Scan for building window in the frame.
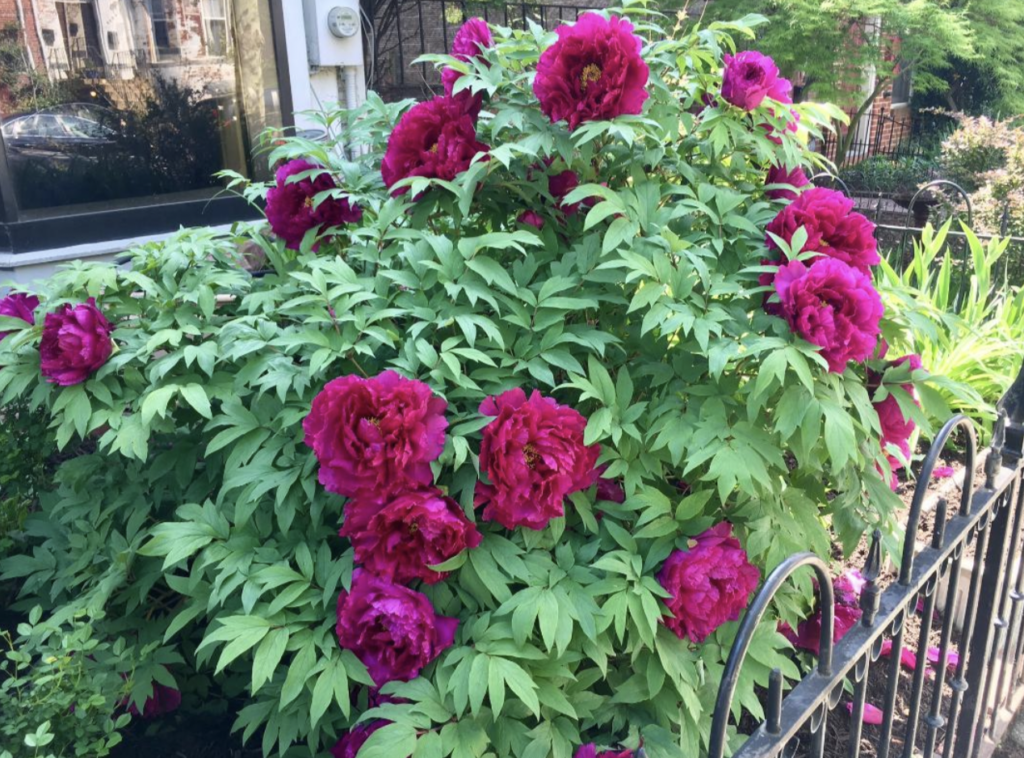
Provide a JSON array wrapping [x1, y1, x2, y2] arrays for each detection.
[[0, 0, 291, 254], [150, 0, 179, 59], [891, 64, 912, 108], [203, 0, 230, 57]]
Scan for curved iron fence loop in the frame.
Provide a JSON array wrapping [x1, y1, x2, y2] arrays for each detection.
[[708, 553, 835, 758], [906, 179, 974, 229], [900, 414, 977, 584], [809, 172, 852, 197]]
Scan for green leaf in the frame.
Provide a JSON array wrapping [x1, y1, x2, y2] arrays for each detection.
[[358, 723, 418, 758], [180, 383, 213, 418], [490, 658, 540, 718], [310, 664, 335, 728], [487, 657, 506, 717], [280, 641, 316, 708], [141, 385, 179, 425], [252, 628, 289, 694]]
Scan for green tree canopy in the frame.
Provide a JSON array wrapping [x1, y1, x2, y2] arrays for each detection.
[[939, 0, 1024, 115], [698, 0, 975, 159]]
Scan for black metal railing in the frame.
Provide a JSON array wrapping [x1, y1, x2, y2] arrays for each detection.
[[811, 173, 1024, 300], [820, 108, 925, 169], [364, 0, 607, 101], [713, 362, 1024, 758]]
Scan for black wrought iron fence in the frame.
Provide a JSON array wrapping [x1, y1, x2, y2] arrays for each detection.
[[363, 0, 607, 101], [712, 366, 1024, 758], [811, 173, 1024, 301], [819, 108, 925, 170]]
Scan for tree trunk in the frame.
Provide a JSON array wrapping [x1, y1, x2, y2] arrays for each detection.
[[835, 76, 890, 167]]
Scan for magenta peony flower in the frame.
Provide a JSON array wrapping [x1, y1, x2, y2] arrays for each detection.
[[39, 299, 113, 386], [595, 464, 626, 504], [533, 13, 649, 130], [781, 568, 865, 655], [574, 745, 634, 758], [548, 168, 582, 215], [871, 354, 923, 484], [381, 96, 489, 195], [835, 569, 867, 604], [124, 670, 181, 720], [782, 602, 862, 655], [475, 388, 600, 530], [303, 371, 448, 500], [773, 258, 884, 373], [766, 188, 880, 274], [340, 486, 482, 585], [721, 51, 791, 111], [761, 107, 800, 145], [265, 159, 362, 250], [441, 17, 492, 113], [0, 292, 39, 340], [766, 165, 810, 201], [657, 523, 760, 643], [335, 570, 457, 685], [518, 210, 545, 229], [846, 702, 884, 725], [330, 722, 387, 758]]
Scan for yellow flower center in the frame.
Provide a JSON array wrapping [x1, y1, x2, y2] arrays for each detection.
[[581, 63, 602, 89], [428, 142, 439, 154], [366, 416, 381, 428], [523, 443, 539, 469], [304, 196, 314, 209], [409, 521, 419, 533]]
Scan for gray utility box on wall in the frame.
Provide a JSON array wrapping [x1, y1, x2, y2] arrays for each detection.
[[303, 0, 364, 67]]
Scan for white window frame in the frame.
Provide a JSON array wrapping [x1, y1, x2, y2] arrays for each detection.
[[201, 0, 231, 58]]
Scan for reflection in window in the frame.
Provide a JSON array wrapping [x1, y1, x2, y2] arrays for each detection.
[[203, 0, 230, 57], [0, 0, 283, 214], [150, 0, 180, 59]]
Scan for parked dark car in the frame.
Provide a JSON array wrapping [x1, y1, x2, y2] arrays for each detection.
[[1, 103, 122, 165]]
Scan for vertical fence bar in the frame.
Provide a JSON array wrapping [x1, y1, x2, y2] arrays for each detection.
[[440, 0, 449, 54], [957, 474, 1015, 758], [395, 6, 406, 89], [945, 509, 995, 756], [921, 544, 965, 758], [901, 500, 948, 758], [993, 479, 1024, 722], [978, 471, 1019, 741], [417, 0, 427, 80]]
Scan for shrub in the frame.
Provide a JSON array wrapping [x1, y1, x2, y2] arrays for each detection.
[[937, 114, 1024, 237], [0, 401, 55, 541], [839, 155, 939, 197], [0, 609, 137, 758], [939, 114, 1015, 192], [877, 220, 1021, 432], [1, 8, 955, 758]]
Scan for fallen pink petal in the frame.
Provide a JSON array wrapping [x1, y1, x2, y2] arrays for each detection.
[[879, 640, 918, 670], [932, 466, 955, 479], [926, 646, 960, 670], [845, 702, 884, 725]]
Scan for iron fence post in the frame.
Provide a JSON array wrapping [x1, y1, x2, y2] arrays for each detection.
[[956, 427, 1018, 758]]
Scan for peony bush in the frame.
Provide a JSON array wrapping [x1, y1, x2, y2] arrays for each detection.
[[0, 6, 956, 758]]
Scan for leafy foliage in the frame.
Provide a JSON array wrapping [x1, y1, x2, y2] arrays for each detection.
[[0, 8, 954, 758], [0, 609, 138, 758], [878, 220, 1019, 432], [698, 0, 974, 164]]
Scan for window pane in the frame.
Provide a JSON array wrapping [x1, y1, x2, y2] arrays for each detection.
[[0, 0, 283, 215]]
